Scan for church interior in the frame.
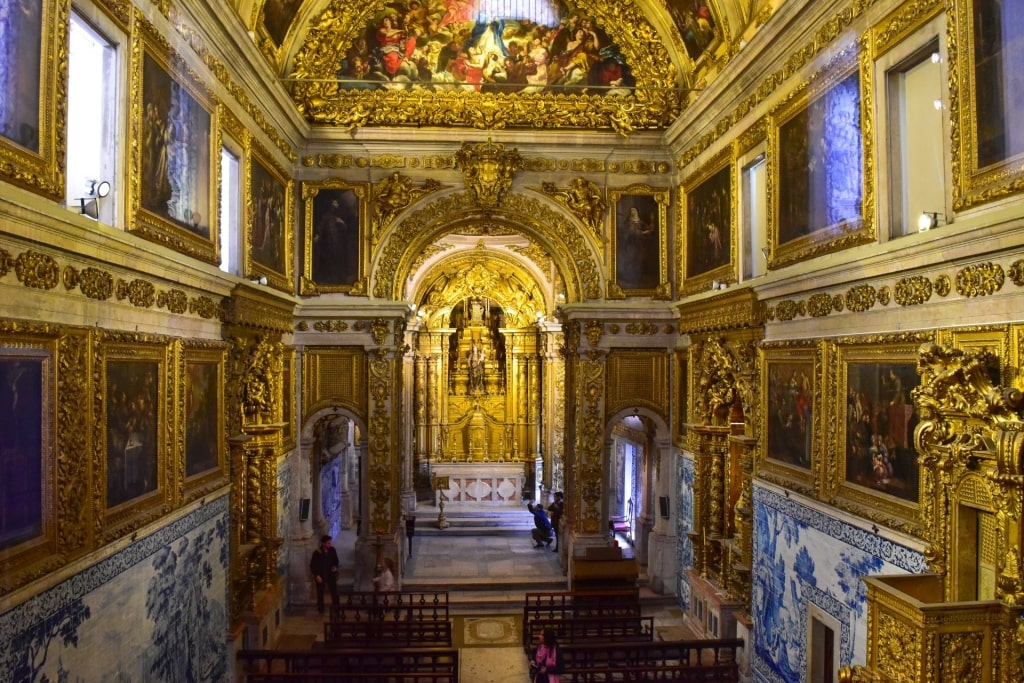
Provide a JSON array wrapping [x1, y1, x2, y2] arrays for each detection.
[[1, 0, 1023, 680]]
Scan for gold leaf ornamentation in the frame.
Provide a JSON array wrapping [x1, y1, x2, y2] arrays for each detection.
[[894, 275, 932, 306], [15, 250, 60, 290], [775, 299, 802, 321], [313, 320, 349, 332], [934, 274, 951, 296], [877, 286, 891, 305], [116, 278, 156, 308], [955, 262, 1004, 298], [807, 293, 834, 317], [157, 289, 189, 314], [584, 321, 604, 348]]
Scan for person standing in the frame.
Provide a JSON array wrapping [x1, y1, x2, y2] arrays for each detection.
[[532, 627, 564, 682], [310, 534, 340, 615], [547, 491, 564, 552]]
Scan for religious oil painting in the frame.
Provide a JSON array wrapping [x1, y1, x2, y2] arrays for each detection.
[[665, 1, 718, 63], [951, 0, 1024, 209], [683, 157, 733, 292], [0, 350, 49, 552], [610, 186, 668, 297], [184, 358, 221, 479], [302, 180, 366, 293], [335, 0, 636, 95], [246, 147, 293, 291], [0, 0, 64, 199], [771, 61, 873, 267], [105, 359, 160, 508], [759, 343, 820, 496], [262, 0, 304, 47], [132, 24, 219, 265], [842, 361, 920, 503], [0, 0, 43, 153]]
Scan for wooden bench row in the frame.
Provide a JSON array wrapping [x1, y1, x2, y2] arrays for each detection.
[[559, 639, 744, 682], [330, 591, 449, 623], [522, 589, 642, 647], [237, 648, 458, 682], [523, 615, 655, 653], [324, 618, 453, 648]]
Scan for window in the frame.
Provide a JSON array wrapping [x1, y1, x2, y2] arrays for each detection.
[[67, 9, 120, 225], [740, 150, 767, 280], [219, 145, 241, 274], [877, 18, 949, 239]]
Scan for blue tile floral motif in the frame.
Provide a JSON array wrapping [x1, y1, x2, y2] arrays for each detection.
[[751, 486, 924, 683], [277, 457, 293, 576], [0, 497, 229, 683]]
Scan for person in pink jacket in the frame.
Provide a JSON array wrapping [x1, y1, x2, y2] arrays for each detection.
[[532, 627, 564, 682]]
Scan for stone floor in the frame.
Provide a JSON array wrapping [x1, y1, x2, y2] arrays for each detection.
[[276, 504, 693, 682]]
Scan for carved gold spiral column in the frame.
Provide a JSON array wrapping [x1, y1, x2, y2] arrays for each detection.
[[541, 324, 566, 492]]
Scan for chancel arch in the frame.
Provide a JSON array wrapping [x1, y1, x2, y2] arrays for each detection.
[[372, 189, 602, 302]]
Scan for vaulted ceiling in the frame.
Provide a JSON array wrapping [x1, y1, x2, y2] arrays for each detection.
[[226, 0, 772, 132]]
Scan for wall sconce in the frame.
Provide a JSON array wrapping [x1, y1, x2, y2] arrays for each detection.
[[77, 179, 111, 220], [918, 211, 941, 232]]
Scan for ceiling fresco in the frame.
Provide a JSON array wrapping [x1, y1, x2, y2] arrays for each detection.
[[243, 0, 768, 131]]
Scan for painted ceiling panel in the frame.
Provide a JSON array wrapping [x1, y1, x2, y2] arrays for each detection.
[[239, 0, 769, 130]]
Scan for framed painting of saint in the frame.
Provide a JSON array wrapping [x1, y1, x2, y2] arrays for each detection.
[[182, 343, 227, 501], [682, 153, 734, 294], [951, 0, 1024, 209], [758, 342, 819, 496], [608, 185, 669, 298], [769, 54, 875, 268], [0, 0, 65, 200], [0, 345, 51, 555], [244, 142, 294, 292], [130, 20, 219, 264], [301, 179, 367, 295]]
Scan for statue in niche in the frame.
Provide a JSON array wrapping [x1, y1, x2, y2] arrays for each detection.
[[468, 342, 486, 393]]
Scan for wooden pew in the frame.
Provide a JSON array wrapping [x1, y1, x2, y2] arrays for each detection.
[[323, 617, 453, 648], [524, 614, 655, 652], [560, 638, 744, 682], [329, 590, 449, 623], [522, 590, 641, 647], [237, 648, 459, 682]]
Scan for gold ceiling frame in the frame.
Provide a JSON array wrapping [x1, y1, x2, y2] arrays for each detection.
[[412, 251, 550, 330], [370, 189, 604, 302], [287, 0, 682, 132]]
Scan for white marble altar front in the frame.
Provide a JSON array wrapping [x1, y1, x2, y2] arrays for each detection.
[[432, 462, 525, 506]]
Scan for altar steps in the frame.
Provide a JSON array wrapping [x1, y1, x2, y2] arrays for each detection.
[[412, 507, 536, 537]]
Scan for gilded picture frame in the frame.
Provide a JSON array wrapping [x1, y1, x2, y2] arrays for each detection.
[[758, 342, 820, 496], [181, 342, 227, 502], [129, 17, 220, 265], [940, 325, 1011, 386], [951, 0, 1024, 210], [767, 47, 875, 269], [681, 150, 734, 295], [0, 0, 66, 200], [244, 140, 294, 292], [99, 337, 172, 540], [0, 335, 55, 573], [301, 179, 368, 295], [827, 338, 928, 535], [608, 184, 670, 299]]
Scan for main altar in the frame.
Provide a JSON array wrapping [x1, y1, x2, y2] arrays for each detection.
[[410, 272, 550, 507]]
